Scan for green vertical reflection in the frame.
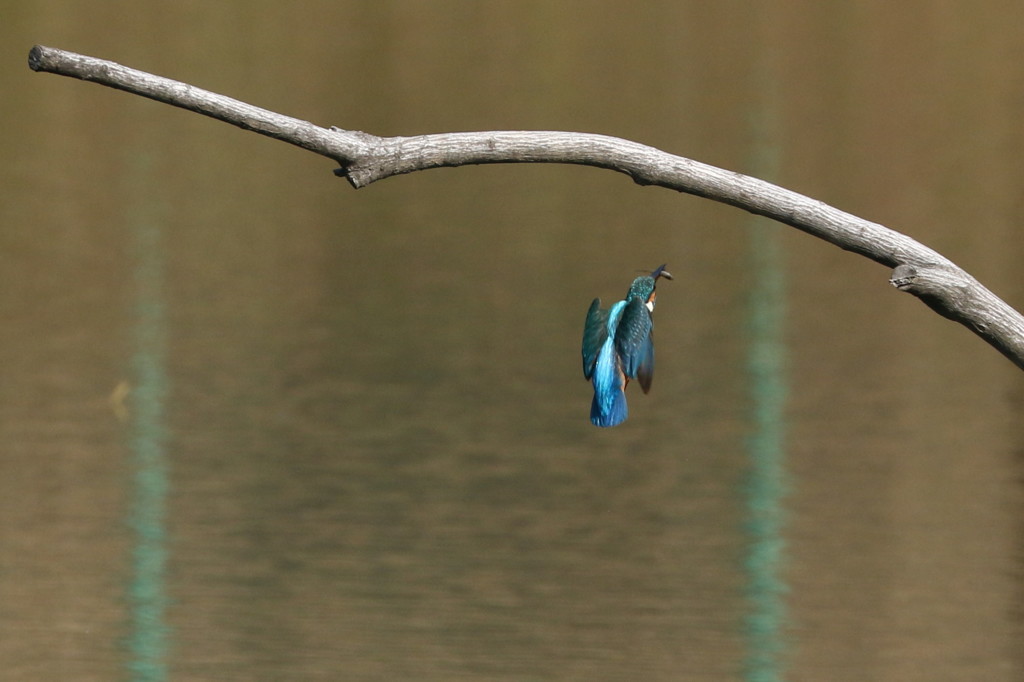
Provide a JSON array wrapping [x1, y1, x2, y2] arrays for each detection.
[[744, 220, 789, 682], [125, 156, 170, 682], [743, 26, 789, 680]]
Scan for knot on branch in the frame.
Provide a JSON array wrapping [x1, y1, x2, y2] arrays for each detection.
[[889, 264, 918, 290], [326, 127, 383, 188], [889, 262, 974, 322]]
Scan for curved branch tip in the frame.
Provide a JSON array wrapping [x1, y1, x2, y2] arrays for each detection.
[[28, 45, 44, 71]]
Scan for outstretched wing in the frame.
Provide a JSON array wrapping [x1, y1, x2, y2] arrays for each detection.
[[614, 297, 653, 381], [582, 298, 608, 380], [636, 332, 655, 393]]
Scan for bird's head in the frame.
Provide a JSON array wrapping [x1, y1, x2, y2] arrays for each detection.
[[628, 264, 672, 311]]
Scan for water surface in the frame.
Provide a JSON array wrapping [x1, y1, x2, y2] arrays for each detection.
[[2, 3, 1022, 680]]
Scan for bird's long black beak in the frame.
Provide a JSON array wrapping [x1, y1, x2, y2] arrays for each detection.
[[651, 264, 673, 281]]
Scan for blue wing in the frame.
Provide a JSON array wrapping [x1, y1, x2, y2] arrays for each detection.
[[582, 298, 608, 380], [636, 333, 654, 393], [614, 297, 654, 381]]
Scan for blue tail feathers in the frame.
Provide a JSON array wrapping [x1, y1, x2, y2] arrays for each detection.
[[590, 336, 628, 427], [591, 386, 627, 427]]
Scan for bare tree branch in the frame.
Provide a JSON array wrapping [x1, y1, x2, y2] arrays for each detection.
[[27, 44, 1024, 370]]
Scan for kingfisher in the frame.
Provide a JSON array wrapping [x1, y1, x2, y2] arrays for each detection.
[[582, 264, 672, 427]]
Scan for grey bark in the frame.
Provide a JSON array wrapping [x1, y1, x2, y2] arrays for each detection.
[[28, 44, 1024, 370]]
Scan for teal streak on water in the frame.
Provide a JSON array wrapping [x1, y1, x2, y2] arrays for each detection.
[[743, 35, 789, 680], [743, 221, 789, 682], [125, 165, 171, 681]]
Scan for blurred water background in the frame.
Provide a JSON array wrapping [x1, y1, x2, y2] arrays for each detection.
[[2, 3, 1023, 680]]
